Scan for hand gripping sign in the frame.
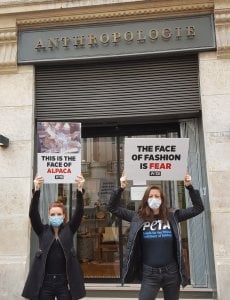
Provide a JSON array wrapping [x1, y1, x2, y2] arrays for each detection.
[[124, 138, 189, 185]]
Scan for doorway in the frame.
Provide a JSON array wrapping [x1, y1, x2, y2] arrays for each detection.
[[33, 120, 213, 287], [63, 125, 190, 281]]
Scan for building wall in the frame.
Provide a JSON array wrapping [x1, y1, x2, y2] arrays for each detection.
[[0, 65, 35, 299], [0, 0, 229, 299], [199, 51, 230, 300], [0, 8, 35, 297], [200, 1, 230, 298]]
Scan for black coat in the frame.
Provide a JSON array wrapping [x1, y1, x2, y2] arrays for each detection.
[[108, 185, 204, 287], [22, 190, 86, 300]]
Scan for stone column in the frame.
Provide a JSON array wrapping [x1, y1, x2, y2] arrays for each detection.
[[199, 1, 230, 299], [0, 21, 35, 299]]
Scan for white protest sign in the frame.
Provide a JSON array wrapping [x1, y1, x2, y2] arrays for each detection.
[[124, 138, 189, 185], [37, 122, 81, 183]]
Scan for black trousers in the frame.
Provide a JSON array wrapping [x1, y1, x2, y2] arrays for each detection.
[[139, 263, 181, 300], [38, 274, 71, 300]]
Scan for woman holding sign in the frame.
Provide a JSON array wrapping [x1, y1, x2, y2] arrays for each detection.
[[108, 174, 204, 300], [22, 175, 86, 300]]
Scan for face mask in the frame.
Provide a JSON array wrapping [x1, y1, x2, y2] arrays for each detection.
[[147, 197, 161, 210], [49, 216, 64, 227]]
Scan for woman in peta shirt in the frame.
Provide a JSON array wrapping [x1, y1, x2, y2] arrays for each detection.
[[108, 174, 204, 300]]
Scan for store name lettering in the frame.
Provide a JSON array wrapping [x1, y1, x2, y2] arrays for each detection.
[[34, 26, 196, 51]]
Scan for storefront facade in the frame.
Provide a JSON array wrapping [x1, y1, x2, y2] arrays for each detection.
[[0, 0, 229, 299]]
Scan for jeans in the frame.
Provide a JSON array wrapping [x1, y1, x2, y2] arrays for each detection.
[[139, 262, 181, 300], [38, 274, 72, 300]]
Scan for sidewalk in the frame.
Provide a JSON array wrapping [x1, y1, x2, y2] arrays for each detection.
[[84, 283, 215, 299], [84, 298, 214, 300]]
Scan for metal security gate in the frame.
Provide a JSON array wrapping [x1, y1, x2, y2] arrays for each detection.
[[35, 55, 200, 123]]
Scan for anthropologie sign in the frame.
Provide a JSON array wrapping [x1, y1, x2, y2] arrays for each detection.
[[37, 122, 81, 183], [18, 15, 215, 63], [124, 138, 189, 184]]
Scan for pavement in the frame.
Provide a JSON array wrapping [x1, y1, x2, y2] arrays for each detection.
[[84, 284, 215, 299], [84, 298, 214, 300]]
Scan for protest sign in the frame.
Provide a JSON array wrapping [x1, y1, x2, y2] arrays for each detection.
[[124, 138, 189, 185], [98, 179, 116, 205], [37, 122, 81, 183]]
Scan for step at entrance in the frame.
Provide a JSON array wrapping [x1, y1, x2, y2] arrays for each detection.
[[85, 298, 214, 300], [85, 284, 216, 299]]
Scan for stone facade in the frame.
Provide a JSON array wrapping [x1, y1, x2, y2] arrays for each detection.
[[199, 2, 230, 297], [0, 0, 229, 299], [0, 64, 34, 299]]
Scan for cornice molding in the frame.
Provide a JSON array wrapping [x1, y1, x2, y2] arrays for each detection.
[[0, 0, 51, 5], [0, 1, 216, 73], [215, 8, 230, 58], [16, 2, 214, 28], [0, 28, 17, 43], [0, 0, 142, 13], [0, 28, 17, 73], [0, 0, 139, 8]]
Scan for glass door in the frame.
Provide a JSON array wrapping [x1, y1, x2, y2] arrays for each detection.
[[67, 130, 189, 282], [75, 137, 120, 280], [33, 122, 209, 286]]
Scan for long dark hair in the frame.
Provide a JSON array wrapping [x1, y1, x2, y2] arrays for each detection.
[[137, 186, 169, 224], [48, 201, 67, 224]]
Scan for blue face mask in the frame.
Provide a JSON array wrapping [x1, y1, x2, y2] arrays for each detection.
[[49, 216, 64, 227], [147, 197, 161, 210]]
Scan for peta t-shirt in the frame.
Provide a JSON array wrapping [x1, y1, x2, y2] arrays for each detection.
[[141, 218, 177, 267]]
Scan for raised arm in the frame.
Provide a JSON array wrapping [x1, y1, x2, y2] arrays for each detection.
[[175, 174, 204, 222], [69, 175, 85, 233], [29, 176, 44, 235], [107, 175, 135, 222]]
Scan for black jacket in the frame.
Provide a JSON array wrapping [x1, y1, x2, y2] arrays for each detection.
[[22, 190, 86, 300], [108, 185, 204, 287]]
